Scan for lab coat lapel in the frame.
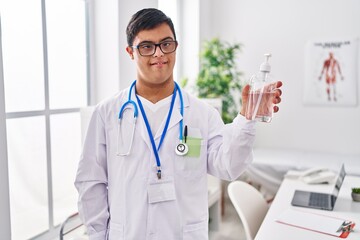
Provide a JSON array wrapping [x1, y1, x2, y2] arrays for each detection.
[[153, 107, 182, 141], [153, 88, 190, 140], [136, 110, 153, 151], [125, 85, 153, 152]]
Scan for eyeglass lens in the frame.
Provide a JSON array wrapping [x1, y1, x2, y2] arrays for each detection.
[[137, 41, 177, 56]]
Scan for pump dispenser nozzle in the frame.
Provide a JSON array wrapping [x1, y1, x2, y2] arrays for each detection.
[[260, 53, 272, 73]]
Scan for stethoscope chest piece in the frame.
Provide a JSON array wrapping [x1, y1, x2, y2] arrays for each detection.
[[175, 142, 189, 156]]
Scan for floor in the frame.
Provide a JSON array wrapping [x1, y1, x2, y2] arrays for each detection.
[[210, 181, 246, 240]]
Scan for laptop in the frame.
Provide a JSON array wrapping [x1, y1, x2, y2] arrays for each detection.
[[291, 164, 346, 211]]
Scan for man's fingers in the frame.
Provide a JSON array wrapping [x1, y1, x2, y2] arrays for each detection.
[[242, 84, 251, 95], [273, 96, 281, 104], [273, 105, 279, 113], [275, 89, 282, 97]]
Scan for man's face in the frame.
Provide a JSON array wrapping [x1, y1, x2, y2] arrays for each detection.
[[126, 23, 177, 86]]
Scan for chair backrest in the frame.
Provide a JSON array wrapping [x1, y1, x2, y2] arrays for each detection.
[[228, 181, 269, 240], [59, 212, 88, 240]]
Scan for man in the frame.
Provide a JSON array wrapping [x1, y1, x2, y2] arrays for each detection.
[[318, 52, 344, 101], [75, 8, 282, 240]]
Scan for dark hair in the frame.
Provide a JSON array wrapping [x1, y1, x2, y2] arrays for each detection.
[[126, 8, 176, 46]]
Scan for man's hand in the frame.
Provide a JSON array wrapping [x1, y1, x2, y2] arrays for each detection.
[[240, 81, 283, 119]]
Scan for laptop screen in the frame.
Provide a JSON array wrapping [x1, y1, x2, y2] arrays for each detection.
[[332, 164, 346, 196]]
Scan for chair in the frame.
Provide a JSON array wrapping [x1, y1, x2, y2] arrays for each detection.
[[59, 212, 88, 240], [227, 181, 269, 240]]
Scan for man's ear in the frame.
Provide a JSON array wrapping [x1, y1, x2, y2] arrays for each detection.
[[126, 46, 134, 59]]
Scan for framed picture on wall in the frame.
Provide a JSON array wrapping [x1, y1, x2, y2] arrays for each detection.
[[304, 38, 358, 106]]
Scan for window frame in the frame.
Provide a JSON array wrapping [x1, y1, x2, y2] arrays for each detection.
[[0, 0, 91, 239], [0, 15, 12, 240]]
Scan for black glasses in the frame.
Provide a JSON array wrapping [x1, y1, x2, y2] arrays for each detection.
[[132, 40, 178, 56]]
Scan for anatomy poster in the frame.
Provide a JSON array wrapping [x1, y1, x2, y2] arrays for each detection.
[[304, 39, 358, 106]]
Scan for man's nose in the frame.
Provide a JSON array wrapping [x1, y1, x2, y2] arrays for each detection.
[[153, 45, 164, 57]]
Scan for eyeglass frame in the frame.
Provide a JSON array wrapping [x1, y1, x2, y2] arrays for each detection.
[[131, 40, 178, 56]]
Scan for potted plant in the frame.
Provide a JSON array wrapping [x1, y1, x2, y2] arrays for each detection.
[[351, 188, 360, 202], [182, 38, 243, 124]]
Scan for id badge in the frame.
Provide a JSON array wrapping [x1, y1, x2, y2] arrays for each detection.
[[147, 178, 176, 204]]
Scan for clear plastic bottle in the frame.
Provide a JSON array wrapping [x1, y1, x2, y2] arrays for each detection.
[[246, 53, 276, 123]]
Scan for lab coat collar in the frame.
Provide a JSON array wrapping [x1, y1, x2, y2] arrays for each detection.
[[126, 81, 190, 107], [122, 83, 190, 147]]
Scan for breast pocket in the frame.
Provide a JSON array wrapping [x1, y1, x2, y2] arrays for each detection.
[[174, 127, 206, 180]]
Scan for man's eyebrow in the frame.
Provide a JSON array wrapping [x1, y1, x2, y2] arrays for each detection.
[[137, 37, 175, 45], [159, 37, 174, 42], [137, 41, 153, 45]]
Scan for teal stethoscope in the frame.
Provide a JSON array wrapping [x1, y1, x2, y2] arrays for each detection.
[[117, 80, 188, 179]]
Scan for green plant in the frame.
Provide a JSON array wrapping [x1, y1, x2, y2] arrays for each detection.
[[195, 38, 243, 123], [352, 188, 360, 194]]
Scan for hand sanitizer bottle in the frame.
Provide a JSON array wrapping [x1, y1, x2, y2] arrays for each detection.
[[246, 53, 276, 122]]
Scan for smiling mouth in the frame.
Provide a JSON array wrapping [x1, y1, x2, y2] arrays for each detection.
[[150, 61, 168, 66]]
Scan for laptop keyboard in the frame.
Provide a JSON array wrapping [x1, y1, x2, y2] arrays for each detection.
[[309, 193, 329, 207]]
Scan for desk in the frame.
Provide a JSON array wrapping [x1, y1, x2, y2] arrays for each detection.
[[255, 175, 360, 240], [247, 148, 360, 197]]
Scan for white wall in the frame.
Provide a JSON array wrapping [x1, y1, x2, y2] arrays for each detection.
[[88, 0, 120, 103], [89, 0, 157, 103], [206, 0, 360, 155], [90, 0, 360, 156], [90, 0, 203, 100], [178, 0, 200, 88], [118, 0, 158, 90]]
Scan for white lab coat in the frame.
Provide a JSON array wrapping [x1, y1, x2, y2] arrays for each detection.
[[75, 85, 256, 240]]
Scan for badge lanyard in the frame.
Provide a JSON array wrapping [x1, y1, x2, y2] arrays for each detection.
[[135, 83, 181, 180]]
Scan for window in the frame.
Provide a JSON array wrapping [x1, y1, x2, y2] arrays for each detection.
[[0, 0, 89, 239]]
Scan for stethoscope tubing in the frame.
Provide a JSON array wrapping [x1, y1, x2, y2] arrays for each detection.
[[116, 81, 139, 156], [116, 80, 186, 167]]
